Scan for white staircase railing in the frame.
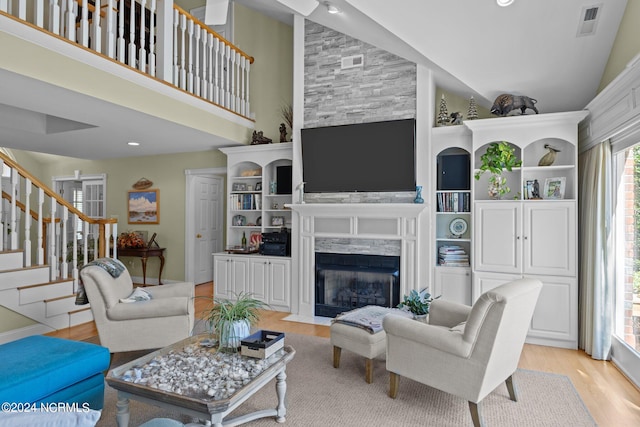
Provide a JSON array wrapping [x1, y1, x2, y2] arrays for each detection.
[[0, 152, 118, 291], [0, 0, 254, 119]]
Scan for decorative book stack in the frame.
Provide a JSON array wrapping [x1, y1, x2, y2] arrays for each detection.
[[438, 245, 470, 267]]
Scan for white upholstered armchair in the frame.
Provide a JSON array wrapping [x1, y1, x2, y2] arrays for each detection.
[[383, 278, 542, 427], [79, 264, 195, 353]]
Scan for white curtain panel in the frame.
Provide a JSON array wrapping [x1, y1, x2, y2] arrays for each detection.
[[578, 141, 613, 360]]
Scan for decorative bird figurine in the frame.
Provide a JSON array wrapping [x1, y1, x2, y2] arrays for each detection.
[[538, 144, 561, 166]]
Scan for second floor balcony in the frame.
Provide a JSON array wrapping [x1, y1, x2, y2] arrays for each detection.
[[0, 0, 268, 157]]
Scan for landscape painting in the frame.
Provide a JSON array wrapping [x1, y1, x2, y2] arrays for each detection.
[[128, 190, 159, 224]]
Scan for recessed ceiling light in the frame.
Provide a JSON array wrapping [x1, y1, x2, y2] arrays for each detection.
[[127, 141, 140, 146], [496, 0, 514, 6]]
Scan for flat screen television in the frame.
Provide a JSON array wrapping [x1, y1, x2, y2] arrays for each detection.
[[301, 119, 416, 193]]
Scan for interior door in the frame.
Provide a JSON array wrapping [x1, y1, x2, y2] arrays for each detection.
[[193, 175, 224, 285]]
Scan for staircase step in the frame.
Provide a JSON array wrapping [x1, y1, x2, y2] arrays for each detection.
[[0, 250, 24, 271], [19, 280, 74, 305], [69, 307, 93, 327], [45, 294, 81, 318], [0, 265, 50, 291]]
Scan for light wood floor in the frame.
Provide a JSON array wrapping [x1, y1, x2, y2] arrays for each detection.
[[48, 282, 640, 426]]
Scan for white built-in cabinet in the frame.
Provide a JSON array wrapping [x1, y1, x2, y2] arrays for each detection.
[[214, 143, 293, 312], [432, 111, 587, 349]]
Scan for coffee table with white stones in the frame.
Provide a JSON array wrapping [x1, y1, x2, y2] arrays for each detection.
[[106, 334, 295, 427]]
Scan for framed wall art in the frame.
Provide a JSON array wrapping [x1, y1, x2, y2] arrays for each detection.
[[128, 189, 159, 224]]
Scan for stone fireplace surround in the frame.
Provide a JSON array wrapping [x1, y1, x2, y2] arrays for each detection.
[[287, 203, 428, 321]]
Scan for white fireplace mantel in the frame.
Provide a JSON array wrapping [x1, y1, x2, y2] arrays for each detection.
[[287, 203, 429, 319]]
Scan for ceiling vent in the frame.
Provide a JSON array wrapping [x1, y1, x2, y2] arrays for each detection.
[[577, 4, 602, 37], [341, 54, 364, 70]]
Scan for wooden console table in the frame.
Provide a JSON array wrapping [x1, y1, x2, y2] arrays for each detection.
[[118, 247, 165, 285]]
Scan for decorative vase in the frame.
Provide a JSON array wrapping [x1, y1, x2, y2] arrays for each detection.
[[487, 174, 505, 200], [218, 319, 250, 349], [414, 186, 424, 204]]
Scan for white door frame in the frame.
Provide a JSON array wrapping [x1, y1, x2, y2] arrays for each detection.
[[184, 167, 226, 284]]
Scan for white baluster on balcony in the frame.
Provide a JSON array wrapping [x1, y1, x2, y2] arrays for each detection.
[[50, 0, 61, 35], [213, 37, 220, 104], [64, 0, 76, 42], [92, 0, 101, 53], [9, 168, 18, 250], [138, 0, 147, 72], [112, 222, 118, 259], [78, 0, 89, 47], [49, 197, 57, 280], [148, 0, 156, 76], [200, 28, 208, 100], [235, 52, 241, 112], [186, 18, 194, 93], [245, 59, 250, 116], [23, 179, 32, 267], [61, 206, 68, 279], [59, 0, 67, 36], [117, 0, 125, 62], [193, 23, 201, 96], [17, 0, 26, 19], [229, 50, 236, 112], [240, 56, 246, 117], [179, 13, 187, 90], [172, 9, 179, 85], [207, 33, 214, 102], [128, 0, 136, 67], [224, 44, 230, 108], [34, 0, 44, 28], [104, 0, 116, 58], [37, 189, 44, 265]]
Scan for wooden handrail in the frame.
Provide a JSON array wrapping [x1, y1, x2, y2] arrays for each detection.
[[0, 153, 114, 227], [173, 4, 254, 64]]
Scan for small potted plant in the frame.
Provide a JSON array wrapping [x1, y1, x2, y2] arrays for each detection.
[[474, 141, 522, 199], [201, 292, 268, 350], [398, 289, 437, 321]]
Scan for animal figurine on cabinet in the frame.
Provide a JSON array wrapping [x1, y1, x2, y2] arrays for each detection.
[[491, 94, 539, 116], [538, 144, 561, 166], [450, 112, 463, 125]]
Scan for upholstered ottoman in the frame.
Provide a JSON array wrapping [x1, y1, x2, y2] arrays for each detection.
[[0, 335, 110, 410], [330, 322, 386, 384]]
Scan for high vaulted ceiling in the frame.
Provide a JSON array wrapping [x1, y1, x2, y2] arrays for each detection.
[[0, 0, 630, 160]]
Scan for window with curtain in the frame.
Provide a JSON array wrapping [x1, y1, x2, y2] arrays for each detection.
[[614, 145, 640, 355]]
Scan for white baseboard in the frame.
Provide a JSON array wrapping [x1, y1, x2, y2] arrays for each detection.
[[610, 336, 640, 390], [0, 324, 53, 345]]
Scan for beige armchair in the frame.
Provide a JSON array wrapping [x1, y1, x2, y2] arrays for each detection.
[[383, 278, 542, 427], [79, 264, 195, 353]]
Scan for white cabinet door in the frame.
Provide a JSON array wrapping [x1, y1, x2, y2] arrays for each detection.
[[434, 267, 472, 306], [213, 254, 249, 299], [474, 202, 521, 274], [526, 275, 577, 348], [248, 257, 269, 301], [472, 272, 521, 303], [523, 202, 576, 277], [213, 255, 232, 299], [267, 257, 291, 310]]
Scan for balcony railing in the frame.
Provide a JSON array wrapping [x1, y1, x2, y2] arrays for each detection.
[[0, 0, 254, 119]]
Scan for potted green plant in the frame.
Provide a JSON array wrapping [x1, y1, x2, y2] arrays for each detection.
[[474, 141, 522, 199], [397, 289, 437, 321], [201, 292, 268, 350]]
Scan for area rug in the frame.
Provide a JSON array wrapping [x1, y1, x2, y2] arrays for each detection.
[[97, 333, 596, 426]]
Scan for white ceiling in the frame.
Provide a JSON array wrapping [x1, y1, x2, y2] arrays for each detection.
[[0, 0, 629, 160]]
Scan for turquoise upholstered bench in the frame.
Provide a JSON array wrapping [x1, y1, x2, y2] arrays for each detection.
[[0, 335, 110, 410]]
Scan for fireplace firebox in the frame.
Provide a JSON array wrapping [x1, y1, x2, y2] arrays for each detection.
[[315, 252, 400, 318]]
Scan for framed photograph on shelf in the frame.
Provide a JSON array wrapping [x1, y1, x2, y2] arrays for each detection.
[[543, 177, 566, 199], [255, 182, 262, 192], [271, 216, 285, 227], [232, 182, 247, 192], [128, 189, 159, 224]]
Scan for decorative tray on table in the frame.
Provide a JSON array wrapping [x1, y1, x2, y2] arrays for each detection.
[[226, 246, 259, 254]]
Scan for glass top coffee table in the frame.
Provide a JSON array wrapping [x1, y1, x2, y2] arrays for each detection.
[[106, 334, 295, 427]]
